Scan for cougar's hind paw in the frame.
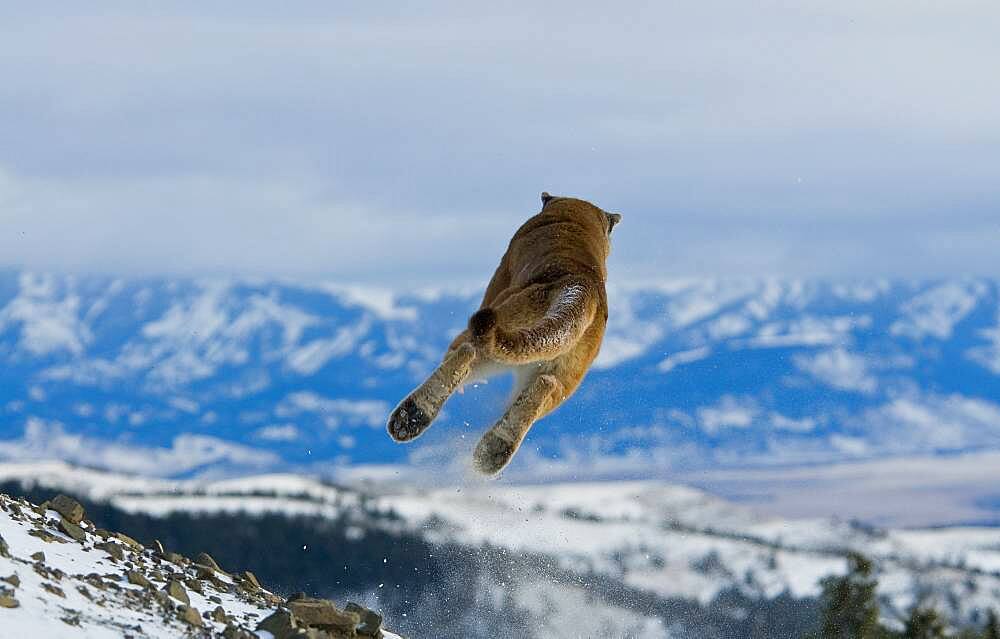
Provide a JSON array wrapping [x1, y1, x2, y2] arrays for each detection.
[[387, 397, 432, 442], [473, 431, 516, 476]]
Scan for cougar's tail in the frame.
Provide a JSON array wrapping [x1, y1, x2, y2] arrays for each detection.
[[469, 307, 499, 350], [468, 278, 598, 364]]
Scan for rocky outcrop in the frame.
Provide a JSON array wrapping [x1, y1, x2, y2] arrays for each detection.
[[0, 492, 402, 638]]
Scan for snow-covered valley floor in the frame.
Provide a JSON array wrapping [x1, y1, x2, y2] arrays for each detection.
[[0, 461, 998, 638]]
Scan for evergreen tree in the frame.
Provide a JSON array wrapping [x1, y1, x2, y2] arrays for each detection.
[[902, 607, 947, 639], [985, 609, 1000, 639], [817, 553, 881, 639]]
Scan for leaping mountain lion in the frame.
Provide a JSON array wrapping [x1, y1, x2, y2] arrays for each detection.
[[387, 192, 621, 475]]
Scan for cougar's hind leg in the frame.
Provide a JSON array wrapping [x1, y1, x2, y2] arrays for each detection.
[[473, 372, 564, 475], [387, 342, 476, 442]]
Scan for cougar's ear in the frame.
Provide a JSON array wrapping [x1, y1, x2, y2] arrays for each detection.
[[607, 212, 622, 234], [541, 192, 555, 206]]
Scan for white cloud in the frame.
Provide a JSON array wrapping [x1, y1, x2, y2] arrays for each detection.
[[73, 403, 94, 418], [254, 424, 301, 442], [0, 272, 90, 357], [696, 396, 757, 435], [658, 347, 711, 373], [891, 280, 988, 340], [592, 285, 666, 369], [861, 394, 1000, 452], [318, 285, 418, 322], [829, 435, 870, 457], [168, 397, 200, 414], [274, 391, 388, 429], [37, 281, 328, 391], [705, 314, 752, 340], [793, 348, 877, 394], [0, 418, 279, 477], [744, 316, 871, 349], [138, 286, 320, 387], [286, 318, 371, 375], [967, 311, 1000, 375], [769, 413, 818, 433], [592, 336, 651, 370]]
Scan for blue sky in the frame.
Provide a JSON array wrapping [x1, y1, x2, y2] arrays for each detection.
[[1, 2, 998, 285]]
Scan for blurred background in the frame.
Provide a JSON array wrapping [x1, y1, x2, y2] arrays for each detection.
[[2, 2, 999, 637]]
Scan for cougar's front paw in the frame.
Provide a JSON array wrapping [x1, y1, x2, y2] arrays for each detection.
[[387, 397, 432, 442], [473, 431, 517, 476]]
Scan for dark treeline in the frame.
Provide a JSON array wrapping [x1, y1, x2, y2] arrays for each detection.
[[814, 553, 1000, 639]]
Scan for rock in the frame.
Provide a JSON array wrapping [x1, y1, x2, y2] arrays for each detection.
[[212, 576, 235, 593], [194, 565, 215, 580], [42, 582, 66, 598], [152, 588, 172, 608], [238, 580, 258, 594], [84, 573, 107, 590], [61, 612, 81, 626], [346, 602, 383, 636], [287, 591, 308, 603], [256, 610, 300, 639], [0, 594, 19, 608], [223, 624, 257, 639], [59, 517, 87, 543], [115, 533, 143, 551], [0, 534, 9, 558], [33, 562, 61, 581], [164, 580, 190, 605], [31, 551, 45, 562], [162, 552, 187, 567], [194, 552, 224, 572], [263, 591, 285, 607], [289, 598, 360, 633], [1, 574, 19, 588], [184, 577, 204, 595], [126, 571, 152, 588], [50, 495, 85, 524], [96, 541, 125, 561], [241, 570, 261, 590], [211, 605, 228, 623], [28, 528, 62, 543], [178, 605, 203, 627]]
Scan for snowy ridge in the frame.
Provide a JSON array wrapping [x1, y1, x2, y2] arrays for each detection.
[[0, 487, 402, 638], [378, 481, 1000, 623]]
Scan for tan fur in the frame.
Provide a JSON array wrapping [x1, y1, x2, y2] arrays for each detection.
[[387, 193, 620, 475]]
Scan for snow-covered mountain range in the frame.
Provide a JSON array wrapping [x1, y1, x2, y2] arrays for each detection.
[[1, 271, 999, 482]]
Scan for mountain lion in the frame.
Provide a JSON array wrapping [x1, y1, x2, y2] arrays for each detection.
[[387, 193, 621, 475]]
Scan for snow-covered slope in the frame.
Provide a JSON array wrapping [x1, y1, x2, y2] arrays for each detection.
[[2, 462, 997, 635], [0, 485, 401, 638], [378, 481, 1000, 629], [1, 272, 999, 481]]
